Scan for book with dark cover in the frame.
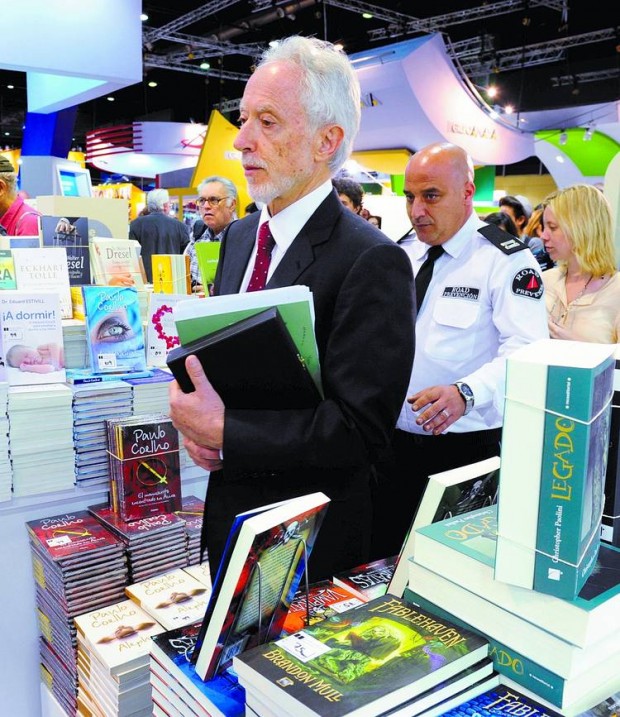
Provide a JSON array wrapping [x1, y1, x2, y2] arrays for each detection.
[[106, 413, 181, 522], [233, 595, 488, 717], [602, 355, 620, 546], [282, 579, 365, 635], [166, 305, 321, 408], [333, 555, 398, 603], [82, 285, 147, 374], [40, 215, 91, 286], [191, 492, 330, 681], [150, 622, 245, 717], [436, 681, 561, 717]]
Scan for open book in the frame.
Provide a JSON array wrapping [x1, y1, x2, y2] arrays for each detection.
[[191, 491, 330, 681]]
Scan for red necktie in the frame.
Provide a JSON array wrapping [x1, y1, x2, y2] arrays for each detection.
[[247, 221, 275, 292]]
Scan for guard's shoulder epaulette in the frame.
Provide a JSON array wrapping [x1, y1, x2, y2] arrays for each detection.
[[478, 224, 527, 254]]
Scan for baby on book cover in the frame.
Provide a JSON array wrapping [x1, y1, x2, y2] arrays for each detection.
[[0, 290, 66, 386]]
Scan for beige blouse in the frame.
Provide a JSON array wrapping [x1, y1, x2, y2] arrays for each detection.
[[543, 268, 620, 344]]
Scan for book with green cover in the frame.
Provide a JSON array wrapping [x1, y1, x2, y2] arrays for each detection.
[[496, 339, 616, 597], [0, 249, 16, 289], [233, 594, 488, 717], [173, 284, 322, 396], [195, 240, 221, 292], [414, 504, 620, 649]]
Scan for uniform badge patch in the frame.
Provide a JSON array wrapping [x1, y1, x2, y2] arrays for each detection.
[[512, 267, 543, 299], [442, 286, 480, 301]]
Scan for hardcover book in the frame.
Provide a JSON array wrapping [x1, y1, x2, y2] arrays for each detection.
[[602, 353, 620, 546], [281, 579, 365, 635], [191, 492, 330, 681], [0, 290, 66, 386], [125, 568, 209, 630], [90, 237, 146, 289], [106, 413, 181, 522], [11, 246, 72, 318], [406, 559, 620, 681], [388, 456, 500, 598], [145, 292, 194, 367], [414, 504, 620, 649], [40, 215, 91, 286], [0, 249, 16, 289], [173, 284, 322, 395], [166, 305, 322, 408], [151, 254, 190, 295], [233, 595, 489, 717], [82, 284, 147, 374], [332, 554, 398, 603], [149, 622, 245, 717], [496, 338, 615, 598]]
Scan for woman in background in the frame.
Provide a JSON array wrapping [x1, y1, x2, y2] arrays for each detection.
[[541, 183, 619, 344]]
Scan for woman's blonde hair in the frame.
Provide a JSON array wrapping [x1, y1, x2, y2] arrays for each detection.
[[542, 184, 616, 276]]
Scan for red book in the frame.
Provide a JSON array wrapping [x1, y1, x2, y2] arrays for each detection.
[[106, 414, 181, 522]]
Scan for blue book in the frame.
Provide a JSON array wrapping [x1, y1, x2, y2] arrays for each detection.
[[81, 285, 147, 374], [66, 367, 154, 384], [434, 680, 562, 717], [150, 622, 244, 717]]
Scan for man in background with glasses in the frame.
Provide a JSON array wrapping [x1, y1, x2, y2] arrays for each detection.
[[185, 175, 238, 293]]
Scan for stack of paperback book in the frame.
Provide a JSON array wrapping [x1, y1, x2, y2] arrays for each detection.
[[233, 594, 493, 717], [27, 510, 128, 715], [174, 494, 206, 565], [74, 598, 166, 717], [61, 318, 88, 370], [121, 367, 175, 414], [407, 504, 620, 713], [105, 413, 182, 522], [9, 384, 75, 496], [88, 504, 189, 582], [125, 567, 210, 630], [150, 623, 245, 717], [183, 561, 212, 593], [71, 380, 133, 488], [0, 380, 11, 501]]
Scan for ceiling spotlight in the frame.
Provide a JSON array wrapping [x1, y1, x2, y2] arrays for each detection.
[[200, 62, 211, 70], [148, 81, 158, 88], [362, 12, 373, 19], [504, 104, 514, 115], [140, 13, 148, 22], [7, 84, 14, 90], [559, 130, 567, 146], [107, 96, 115, 102], [486, 85, 498, 99]]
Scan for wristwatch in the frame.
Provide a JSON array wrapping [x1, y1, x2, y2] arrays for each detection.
[[454, 382, 475, 415]]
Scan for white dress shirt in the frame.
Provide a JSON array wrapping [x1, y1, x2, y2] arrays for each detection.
[[398, 212, 549, 434]]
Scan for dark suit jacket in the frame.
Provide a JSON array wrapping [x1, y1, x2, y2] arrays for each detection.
[[204, 189, 415, 580], [129, 212, 190, 283]]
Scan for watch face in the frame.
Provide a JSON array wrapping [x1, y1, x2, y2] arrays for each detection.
[[460, 383, 474, 400]]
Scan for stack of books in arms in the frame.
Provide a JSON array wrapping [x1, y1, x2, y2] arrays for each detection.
[[26, 511, 128, 715], [401, 339, 620, 714], [74, 598, 166, 716], [0, 380, 11, 501], [88, 504, 189, 582]]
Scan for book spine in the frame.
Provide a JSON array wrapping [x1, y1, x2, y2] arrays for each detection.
[[403, 588, 568, 708], [603, 379, 620, 547], [534, 365, 605, 599]]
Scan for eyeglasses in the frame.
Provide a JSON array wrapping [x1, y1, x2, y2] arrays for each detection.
[[197, 196, 228, 207]]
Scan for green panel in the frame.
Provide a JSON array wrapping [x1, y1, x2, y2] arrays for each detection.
[[536, 129, 620, 176], [391, 174, 405, 195], [473, 164, 495, 203]]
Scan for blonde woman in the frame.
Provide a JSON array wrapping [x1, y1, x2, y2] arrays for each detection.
[[542, 184, 620, 343]]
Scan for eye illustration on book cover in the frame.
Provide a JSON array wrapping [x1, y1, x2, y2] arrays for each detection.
[[83, 285, 146, 373]]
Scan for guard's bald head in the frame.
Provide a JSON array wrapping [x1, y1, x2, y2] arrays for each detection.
[[408, 143, 474, 184]]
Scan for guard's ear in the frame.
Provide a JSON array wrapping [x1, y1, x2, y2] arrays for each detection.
[[314, 124, 344, 163]]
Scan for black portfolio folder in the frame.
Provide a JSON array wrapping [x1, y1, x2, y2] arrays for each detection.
[[166, 306, 321, 409]]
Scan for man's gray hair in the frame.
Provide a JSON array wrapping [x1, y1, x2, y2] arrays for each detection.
[[258, 36, 361, 174], [0, 171, 17, 192], [197, 176, 238, 204], [146, 188, 170, 212]]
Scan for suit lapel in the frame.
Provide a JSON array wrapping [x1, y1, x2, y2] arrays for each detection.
[[267, 191, 342, 288], [218, 214, 260, 293]]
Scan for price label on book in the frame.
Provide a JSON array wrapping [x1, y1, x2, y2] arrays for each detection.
[[276, 631, 331, 663], [97, 353, 118, 369]]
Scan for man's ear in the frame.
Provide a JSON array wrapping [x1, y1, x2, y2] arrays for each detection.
[[314, 124, 344, 163]]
